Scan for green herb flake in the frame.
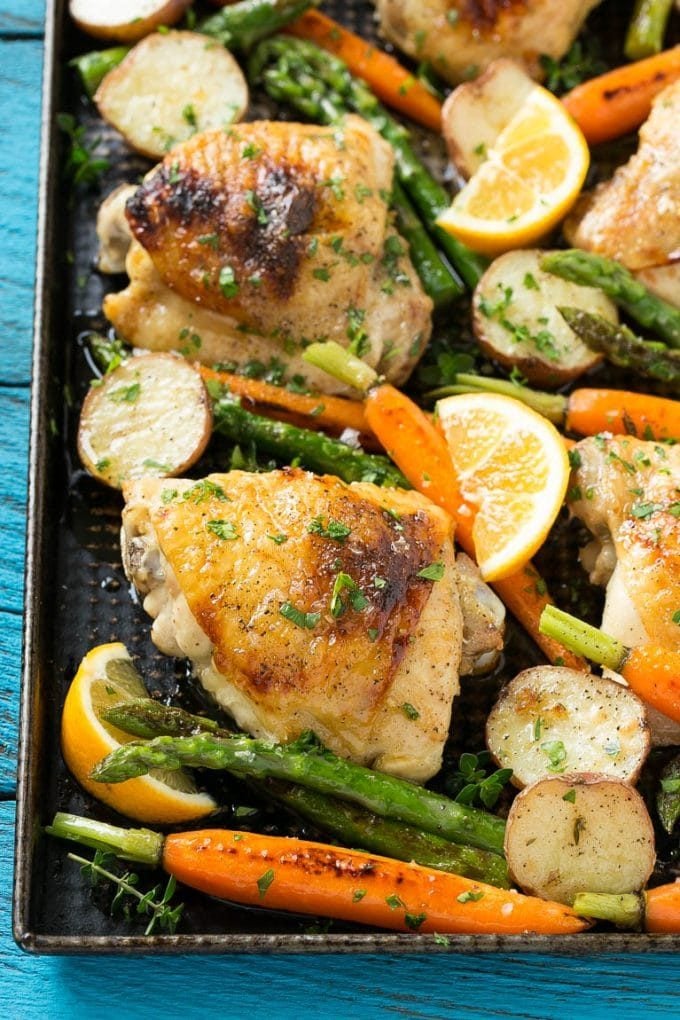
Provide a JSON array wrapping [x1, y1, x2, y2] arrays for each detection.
[[308, 516, 351, 543], [433, 932, 450, 946], [352, 889, 367, 902], [267, 533, 288, 545], [405, 912, 427, 930], [673, 610, 680, 626], [257, 868, 275, 899], [182, 104, 197, 128], [198, 233, 219, 250], [206, 519, 239, 541], [456, 890, 484, 903], [241, 143, 262, 159], [161, 488, 178, 504], [533, 717, 544, 742], [417, 562, 444, 581], [108, 382, 140, 404], [541, 739, 568, 773], [562, 789, 576, 803], [279, 602, 321, 630], [385, 894, 405, 910], [401, 703, 420, 721], [523, 272, 540, 291], [219, 265, 239, 299], [573, 816, 586, 846], [312, 266, 331, 282], [330, 572, 368, 618], [182, 480, 230, 505], [367, 627, 379, 642]]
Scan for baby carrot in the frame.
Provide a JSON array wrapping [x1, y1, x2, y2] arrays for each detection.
[[564, 388, 680, 443], [285, 10, 443, 132], [47, 813, 589, 936], [195, 364, 374, 443], [540, 606, 680, 722], [562, 45, 680, 144], [574, 882, 680, 933]]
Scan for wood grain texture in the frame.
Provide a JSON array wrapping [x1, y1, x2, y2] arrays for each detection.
[[0, 3, 43, 36], [0, 39, 42, 385], [1, 800, 679, 1020]]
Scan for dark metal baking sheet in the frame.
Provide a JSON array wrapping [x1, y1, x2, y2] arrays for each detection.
[[13, 0, 680, 953]]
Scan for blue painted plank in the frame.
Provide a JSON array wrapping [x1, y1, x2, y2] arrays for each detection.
[[0, 610, 22, 794], [2, 800, 679, 1020], [0, 388, 28, 615], [0, 0, 44, 35], [0, 38, 42, 386]]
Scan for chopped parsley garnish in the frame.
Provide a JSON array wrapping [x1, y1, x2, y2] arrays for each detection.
[[541, 739, 568, 773], [457, 890, 484, 903], [417, 562, 445, 581], [267, 533, 288, 544], [523, 272, 540, 291], [533, 717, 544, 741], [244, 189, 269, 226], [405, 912, 427, 930], [241, 142, 262, 159], [312, 266, 331, 282], [330, 572, 368, 618], [401, 703, 420, 721], [308, 516, 351, 543], [673, 610, 680, 626], [198, 233, 219, 250], [352, 889, 367, 902], [367, 628, 379, 642], [108, 382, 140, 404], [168, 161, 182, 185], [433, 933, 450, 946], [373, 576, 387, 590], [56, 112, 110, 188], [573, 816, 586, 846], [279, 602, 321, 630], [562, 789, 576, 803], [257, 869, 275, 899], [219, 265, 239, 298], [385, 894, 405, 910], [630, 501, 661, 519], [161, 488, 178, 504], [182, 480, 230, 504], [182, 103, 197, 128], [206, 519, 238, 541]]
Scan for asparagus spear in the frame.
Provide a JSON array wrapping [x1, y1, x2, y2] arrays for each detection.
[[249, 36, 488, 290], [542, 250, 680, 348], [625, 0, 674, 60], [559, 307, 680, 391], [390, 181, 462, 307], [212, 396, 409, 488], [92, 732, 507, 855], [104, 700, 509, 886], [69, 47, 130, 98], [198, 0, 320, 51]]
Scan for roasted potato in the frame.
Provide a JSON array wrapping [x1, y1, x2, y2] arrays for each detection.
[[473, 250, 619, 386], [95, 31, 249, 159], [78, 353, 212, 488], [441, 59, 534, 179], [505, 775, 656, 905], [486, 666, 650, 788], [69, 0, 192, 43]]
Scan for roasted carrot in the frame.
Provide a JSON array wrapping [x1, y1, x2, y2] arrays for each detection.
[[47, 813, 589, 936], [565, 388, 680, 443], [574, 883, 680, 932], [441, 376, 680, 443], [541, 605, 680, 722], [304, 341, 586, 670], [285, 10, 443, 132], [196, 364, 375, 444], [562, 45, 680, 144]]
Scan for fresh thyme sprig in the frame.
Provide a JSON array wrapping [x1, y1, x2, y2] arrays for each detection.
[[70, 848, 183, 935], [56, 112, 110, 188], [445, 751, 513, 810]]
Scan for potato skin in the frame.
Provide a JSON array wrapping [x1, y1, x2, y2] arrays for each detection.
[[504, 774, 656, 905], [70, 0, 192, 43], [486, 665, 650, 788]]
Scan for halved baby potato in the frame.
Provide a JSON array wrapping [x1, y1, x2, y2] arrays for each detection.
[[95, 31, 249, 158], [78, 353, 212, 488], [486, 666, 649, 788], [70, 0, 192, 43], [473, 250, 619, 386], [505, 775, 656, 905]]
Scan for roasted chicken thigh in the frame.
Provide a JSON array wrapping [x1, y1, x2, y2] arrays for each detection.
[[570, 435, 680, 743], [374, 0, 602, 85], [122, 469, 464, 782], [104, 117, 432, 393]]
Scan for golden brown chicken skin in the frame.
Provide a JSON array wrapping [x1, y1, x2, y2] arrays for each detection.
[[374, 0, 602, 84], [570, 435, 680, 742], [122, 470, 462, 781]]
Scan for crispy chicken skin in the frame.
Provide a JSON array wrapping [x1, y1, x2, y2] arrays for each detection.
[[566, 82, 680, 280], [122, 469, 463, 781], [374, 0, 602, 84], [105, 118, 432, 390], [570, 436, 680, 743]]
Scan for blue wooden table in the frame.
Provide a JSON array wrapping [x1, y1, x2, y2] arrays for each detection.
[[0, 4, 677, 1016]]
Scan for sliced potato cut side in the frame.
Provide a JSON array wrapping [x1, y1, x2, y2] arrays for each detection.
[[70, 0, 192, 43], [486, 666, 649, 788], [442, 59, 535, 179], [78, 353, 212, 488], [505, 775, 656, 905], [95, 31, 249, 158], [473, 249, 618, 386]]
